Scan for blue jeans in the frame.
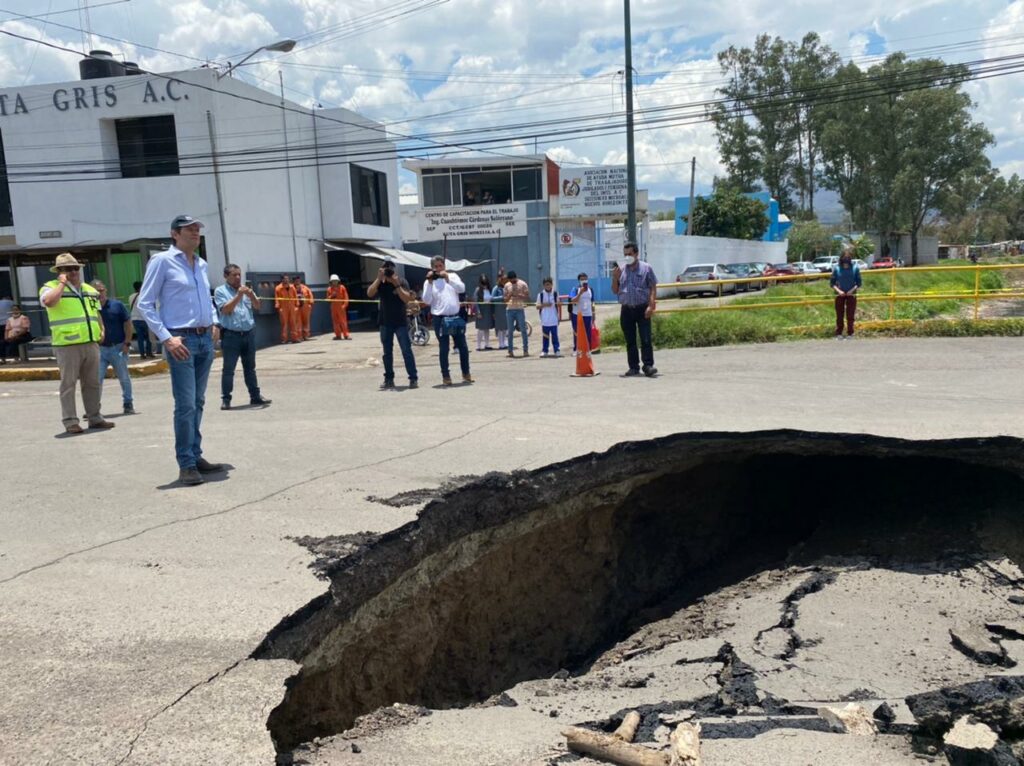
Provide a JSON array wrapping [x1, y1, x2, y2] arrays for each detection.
[[165, 333, 214, 470], [541, 325, 560, 354], [507, 308, 528, 354], [380, 323, 418, 383], [132, 320, 152, 356], [432, 315, 470, 379], [98, 344, 133, 406], [220, 330, 261, 403]]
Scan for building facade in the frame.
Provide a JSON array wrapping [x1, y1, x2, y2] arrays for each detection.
[[0, 62, 402, 345]]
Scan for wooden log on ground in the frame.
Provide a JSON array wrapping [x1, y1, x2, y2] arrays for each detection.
[[562, 726, 670, 766], [614, 711, 642, 742], [670, 722, 702, 766]]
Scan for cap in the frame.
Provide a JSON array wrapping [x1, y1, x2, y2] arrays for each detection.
[[329, 274, 340, 282], [170, 214, 205, 230]]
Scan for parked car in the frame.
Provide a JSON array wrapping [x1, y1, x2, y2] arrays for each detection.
[[791, 261, 822, 276], [871, 257, 897, 269], [676, 263, 739, 297], [723, 263, 760, 292], [764, 263, 800, 279], [813, 255, 840, 272], [739, 262, 769, 290], [852, 258, 871, 272]]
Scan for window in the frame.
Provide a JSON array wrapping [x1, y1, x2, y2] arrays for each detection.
[[513, 167, 542, 202], [0, 130, 11, 226], [115, 115, 179, 178], [423, 174, 452, 207], [350, 164, 390, 227], [421, 165, 543, 207]]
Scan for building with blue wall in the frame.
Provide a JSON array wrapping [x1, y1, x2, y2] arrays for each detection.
[[674, 191, 792, 242]]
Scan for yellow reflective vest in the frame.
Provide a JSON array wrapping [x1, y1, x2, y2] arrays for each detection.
[[39, 280, 102, 346]]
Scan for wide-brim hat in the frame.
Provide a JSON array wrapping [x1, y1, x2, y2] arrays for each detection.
[[49, 252, 84, 273], [329, 274, 340, 282]]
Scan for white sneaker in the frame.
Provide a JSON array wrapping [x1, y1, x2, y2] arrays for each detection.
[[540, 351, 548, 358]]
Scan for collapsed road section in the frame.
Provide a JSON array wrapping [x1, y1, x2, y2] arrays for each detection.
[[253, 430, 1024, 754]]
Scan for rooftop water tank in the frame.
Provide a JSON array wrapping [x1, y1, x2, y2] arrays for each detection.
[[79, 50, 126, 80]]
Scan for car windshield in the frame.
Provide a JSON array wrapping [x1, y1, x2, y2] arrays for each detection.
[[813, 256, 832, 264], [683, 266, 712, 275]]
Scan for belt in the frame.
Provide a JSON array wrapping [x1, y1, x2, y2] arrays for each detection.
[[168, 326, 210, 335], [220, 328, 251, 335], [99, 342, 120, 347]]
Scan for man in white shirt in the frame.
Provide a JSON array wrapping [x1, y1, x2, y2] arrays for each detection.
[[420, 255, 473, 386], [127, 280, 155, 358]]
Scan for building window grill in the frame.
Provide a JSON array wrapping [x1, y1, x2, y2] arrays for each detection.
[[0, 129, 12, 226]]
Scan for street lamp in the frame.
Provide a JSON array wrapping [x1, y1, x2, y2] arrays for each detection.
[[218, 38, 297, 79]]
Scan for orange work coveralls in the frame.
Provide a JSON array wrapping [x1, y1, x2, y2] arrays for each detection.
[[326, 283, 350, 339], [274, 281, 299, 342], [295, 283, 314, 339]]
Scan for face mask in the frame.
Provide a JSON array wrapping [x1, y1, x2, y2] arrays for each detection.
[[624, 256, 636, 266]]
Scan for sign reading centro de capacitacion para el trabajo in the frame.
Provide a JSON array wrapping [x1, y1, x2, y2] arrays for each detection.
[[418, 204, 527, 241], [558, 166, 628, 217]]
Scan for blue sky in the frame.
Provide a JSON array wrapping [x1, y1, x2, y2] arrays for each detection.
[[0, 0, 1020, 208]]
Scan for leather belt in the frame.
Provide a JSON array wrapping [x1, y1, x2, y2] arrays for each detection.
[[168, 326, 210, 335], [220, 328, 251, 335]]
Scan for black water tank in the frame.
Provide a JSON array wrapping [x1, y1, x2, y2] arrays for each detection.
[[123, 61, 142, 76], [79, 50, 126, 80]]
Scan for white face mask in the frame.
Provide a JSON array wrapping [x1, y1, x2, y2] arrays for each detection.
[[624, 255, 637, 266]]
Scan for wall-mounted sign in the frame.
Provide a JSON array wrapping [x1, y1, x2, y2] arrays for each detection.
[[558, 166, 628, 217], [559, 232, 574, 246], [0, 78, 189, 118], [39, 230, 62, 239], [418, 203, 527, 241]]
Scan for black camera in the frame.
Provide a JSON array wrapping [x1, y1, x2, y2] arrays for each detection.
[[427, 271, 439, 280], [383, 266, 395, 277]]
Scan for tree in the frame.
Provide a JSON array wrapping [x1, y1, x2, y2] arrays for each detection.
[[786, 220, 835, 260], [685, 189, 768, 240]]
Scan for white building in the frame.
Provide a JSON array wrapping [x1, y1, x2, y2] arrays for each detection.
[[0, 58, 402, 343]]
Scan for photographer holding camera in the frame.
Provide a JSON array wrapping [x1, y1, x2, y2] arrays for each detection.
[[420, 255, 472, 386], [367, 259, 418, 390]]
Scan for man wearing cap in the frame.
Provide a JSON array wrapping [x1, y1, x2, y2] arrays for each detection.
[[214, 263, 272, 411], [136, 215, 225, 486], [39, 253, 115, 433], [294, 274, 314, 340], [326, 274, 350, 340]]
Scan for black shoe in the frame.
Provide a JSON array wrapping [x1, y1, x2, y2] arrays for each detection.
[[123, 404, 135, 415], [195, 457, 225, 473], [179, 468, 203, 486], [221, 400, 231, 410], [623, 368, 641, 377], [250, 396, 272, 406], [642, 365, 658, 377], [408, 379, 418, 389], [380, 380, 396, 390]]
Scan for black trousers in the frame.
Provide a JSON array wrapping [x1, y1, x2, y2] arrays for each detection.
[[0, 333, 31, 360], [619, 305, 654, 371], [220, 330, 261, 402]]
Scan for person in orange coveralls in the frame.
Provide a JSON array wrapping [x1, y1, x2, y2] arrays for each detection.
[[274, 274, 298, 343], [326, 274, 350, 340], [293, 274, 314, 340]]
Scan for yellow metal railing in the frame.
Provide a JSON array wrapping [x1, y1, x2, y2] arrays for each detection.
[[653, 263, 1024, 321]]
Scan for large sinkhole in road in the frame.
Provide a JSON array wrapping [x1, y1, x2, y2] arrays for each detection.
[[254, 430, 1024, 751]]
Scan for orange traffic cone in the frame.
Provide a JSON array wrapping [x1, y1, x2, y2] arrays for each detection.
[[571, 311, 599, 377]]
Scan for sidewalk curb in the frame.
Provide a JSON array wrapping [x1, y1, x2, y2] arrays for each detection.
[[0, 356, 186, 383]]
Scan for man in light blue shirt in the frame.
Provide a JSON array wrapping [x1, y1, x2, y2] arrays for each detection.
[[214, 263, 271, 411], [137, 214, 225, 486]]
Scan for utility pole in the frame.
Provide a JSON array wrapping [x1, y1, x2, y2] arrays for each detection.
[[687, 157, 696, 235], [623, 0, 637, 244], [280, 70, 299, 271]]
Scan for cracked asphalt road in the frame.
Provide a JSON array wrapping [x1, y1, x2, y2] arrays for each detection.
[[1, 334, 1023, 764]]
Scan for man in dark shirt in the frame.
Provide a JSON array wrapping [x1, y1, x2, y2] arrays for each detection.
[[366, 259, 418, 390], [93, 280, 134, 414]]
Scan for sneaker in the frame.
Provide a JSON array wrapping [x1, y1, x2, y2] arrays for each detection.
[[179, 468, 203, 486], [642, 365, 658, 377], [195, 457, 225, 473], [408, 379, 418, 389], [463, 374, 474, 384], [835, 334, 843, 340], [221, 400, 231, 410], [89, 419, 115, 429], [507, 351, 515, 358], [380, 380, 396, 390], [845, 334, 854, 340], [540, 351, 548, 358], [442, 377, 453, 386], [623, 369, 641, 377], [553, 352, 562, 358], [522, 352, 530, 357], [123, 404, 135, 415], [250, 396, 272, 406]]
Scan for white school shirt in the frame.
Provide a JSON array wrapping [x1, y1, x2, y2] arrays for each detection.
[[537, 289, 559, 326]]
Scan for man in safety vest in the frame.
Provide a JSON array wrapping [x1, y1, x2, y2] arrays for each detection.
[[39, 252, 115, 433]]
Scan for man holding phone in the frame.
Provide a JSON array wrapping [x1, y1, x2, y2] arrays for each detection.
[[367, 259, 418, 389], [611, 242, 658, 377], [420, 255, 472, 386]]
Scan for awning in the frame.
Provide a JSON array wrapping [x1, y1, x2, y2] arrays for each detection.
[[324, 241, 488, 273]]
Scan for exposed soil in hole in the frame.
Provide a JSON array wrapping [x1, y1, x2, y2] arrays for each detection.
[[254, 430, 1024, 753]]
